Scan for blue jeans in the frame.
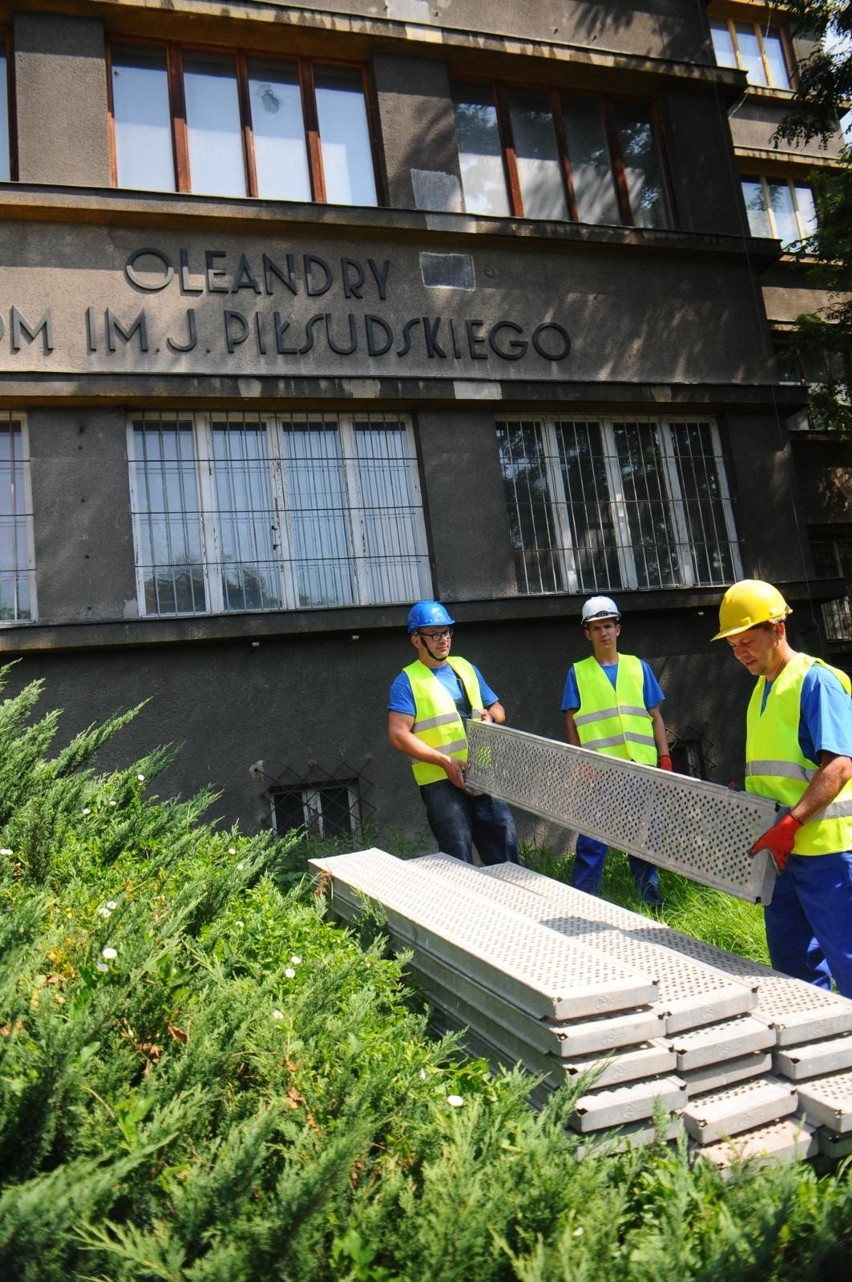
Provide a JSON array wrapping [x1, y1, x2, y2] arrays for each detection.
[[571, 833, 661, 904], [419, 779, 519, 865], [764, 851, 852, 998]]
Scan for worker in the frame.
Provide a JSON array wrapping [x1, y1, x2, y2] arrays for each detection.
[[562, 595, 672, 905], [712, 578, 852, 997], [387, 600, 519, 865]]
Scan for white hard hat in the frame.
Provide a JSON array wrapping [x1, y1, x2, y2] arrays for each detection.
[[581, 595, 621, 625]]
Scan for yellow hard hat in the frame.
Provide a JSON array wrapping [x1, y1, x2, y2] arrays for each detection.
[[712, 579, 791, 640]]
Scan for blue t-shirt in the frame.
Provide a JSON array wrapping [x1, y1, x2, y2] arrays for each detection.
[[388, 661, 499, 720], [759, 663, 852, 764], [560, 657, 664, 713]]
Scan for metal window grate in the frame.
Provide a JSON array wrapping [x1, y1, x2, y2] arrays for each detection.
[[128, 410, 431, 617], [496, 415, 741, 595]]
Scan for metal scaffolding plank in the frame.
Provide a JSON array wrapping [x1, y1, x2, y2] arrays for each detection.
[[412, 855, 757, 1034], [681, 1052, 773, 1097], [774, 1036, 852, 1082], [485, 861, 852, 1047], [311, 848, 658, 1020], [682, 1077, 797, 1144], [668, 1018, 776, 1072], [419, 967, 676, 1090], [571, 1076, 688, 1133], [796, 1070, 852, 1133], [692, 1119, 818, 1170], [466, 721, 777, 902], [406, 952, 666, 1058]]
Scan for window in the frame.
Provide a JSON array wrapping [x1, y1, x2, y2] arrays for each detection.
[[271, 780, 361, 840], [128, 410, 430, 617], [496, 415, 742, 595], [0, 36, 10, 182], [812, 536, 852, 642], [710, 18, 792, 89], [0, 415, 35, 622], [109, 43, 378, 204], [451, 81, 672, 229], [741, 176, 817, 248]]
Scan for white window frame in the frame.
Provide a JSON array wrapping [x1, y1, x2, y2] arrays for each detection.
[[741, 175, 817, 248], [0, 413, 37, 624], [127, 410, 431, 618], [496, 414, 743, 596]]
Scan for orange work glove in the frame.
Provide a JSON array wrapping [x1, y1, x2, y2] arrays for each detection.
[[749, 813, 802, 874], [658, 755, 673, 771]]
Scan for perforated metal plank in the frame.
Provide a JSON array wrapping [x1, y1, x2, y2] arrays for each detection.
[[681, 1052, 773, 1097], [571, 1075, 687, 1133], [816, 1128, 852, 1159], [774, 1036, 852, 1082], [418, 967, 675, 1090], [575, 1116, 684, 1159], [796, 1070, 852, 1133], [466, 721, 777, 902], [413, 855, 757, 1034], [485, 860, 852, 1047], [682, 1077, 797, 1144], [692, 1119, 818, 1170], [668, 1018, 776, 1072], [407, 952, 665, 1058], [311, 849, 658, 1019]]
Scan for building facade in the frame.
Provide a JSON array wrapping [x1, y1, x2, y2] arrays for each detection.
[[0, 0, 845, 848]]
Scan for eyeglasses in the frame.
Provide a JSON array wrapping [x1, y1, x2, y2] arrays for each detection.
[[418, 628, 453, 641]]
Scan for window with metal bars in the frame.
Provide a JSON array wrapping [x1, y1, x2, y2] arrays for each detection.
[[709, 16, 792, 89], [270, 780, 362, 840], [0, 414, 35, 623], [127, 410, 431, 617], [495, 415, 742, 595], [450, 79, 672, 228], [108, 41, 379, 205]]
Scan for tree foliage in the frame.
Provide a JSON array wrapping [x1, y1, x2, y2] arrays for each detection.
[[773, 1, 852, 431]]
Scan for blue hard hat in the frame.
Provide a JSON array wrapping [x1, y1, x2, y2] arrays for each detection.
[[407, 600, 455, 633]]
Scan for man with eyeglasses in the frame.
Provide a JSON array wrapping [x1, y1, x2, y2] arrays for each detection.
[[387, 599, 519, 864]]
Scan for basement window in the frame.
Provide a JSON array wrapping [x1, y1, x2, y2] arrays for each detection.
[[270, 781, 361, 840]]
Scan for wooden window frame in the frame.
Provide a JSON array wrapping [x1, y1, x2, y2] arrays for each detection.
[[107, 37, 382, 204]]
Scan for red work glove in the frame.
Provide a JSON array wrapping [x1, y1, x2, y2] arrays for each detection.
[[749, 813, 802, 874], [658, 755, 673, 771]]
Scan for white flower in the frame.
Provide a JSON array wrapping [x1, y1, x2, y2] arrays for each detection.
[[419, 1069, 427, 1081], [96, 962, 109, 973], [284, 967, 296, 979], [136, 774, 145, 782], [96, 906, 112, 918], [272, 1009, 284, 1020], [82, 808, 92, 816], [106, 900, 118, 911], [228, 847, 236, 855], [235, 920, 244, 928], [446, 1095, 465, 1108], [101, 947, 117, 960], [289, 955, 302, 965], [109, 800, 117, 807], [572, 1228, 585, 1238], [0, 848, 12, 856]]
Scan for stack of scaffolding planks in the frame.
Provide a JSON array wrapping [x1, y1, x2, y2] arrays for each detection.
[[311, 847, 852, 1168]]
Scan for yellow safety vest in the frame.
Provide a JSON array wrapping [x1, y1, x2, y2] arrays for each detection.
[[403, 656, 482, 785], [746, 652, 852, 856], [572, 653, 658, 765]]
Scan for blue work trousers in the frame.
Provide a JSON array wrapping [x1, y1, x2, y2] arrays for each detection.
[[571, 833, 661, 904], [420, 779, 519, 865], [763, 851, 852, 998]]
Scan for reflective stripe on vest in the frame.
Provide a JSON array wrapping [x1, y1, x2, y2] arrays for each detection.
[[745, 652, 852, 855], [403, 655, 482, 786], [572, 653, 657, 765]]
